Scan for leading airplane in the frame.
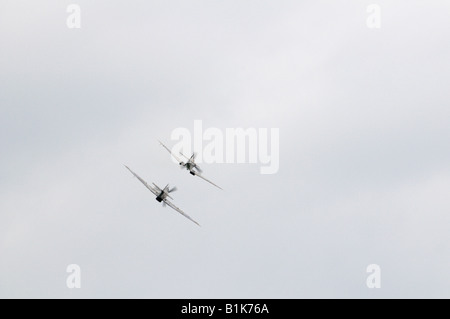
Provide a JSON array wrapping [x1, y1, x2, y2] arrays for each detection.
[[124, 165, 200, 226], [159, 141, 223, 190]]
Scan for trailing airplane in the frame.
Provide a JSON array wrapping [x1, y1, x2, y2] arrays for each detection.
[[124, 165, 200, 226], [159, 141, 223, 190]]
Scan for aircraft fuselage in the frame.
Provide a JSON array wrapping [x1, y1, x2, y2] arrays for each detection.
[[156, 190, 167, 202]]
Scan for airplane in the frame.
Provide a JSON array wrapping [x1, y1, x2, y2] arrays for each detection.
[[124, 165, 200, 226], [159, 141, 223, 190]]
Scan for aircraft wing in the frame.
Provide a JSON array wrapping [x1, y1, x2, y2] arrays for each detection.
[[163, 199, 200, 226], [159, 140, 183, 163], [124, 165, 159, 196], [195, 173, 223, 190]]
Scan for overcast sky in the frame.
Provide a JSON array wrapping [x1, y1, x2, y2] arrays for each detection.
[[1, 0, 449, 298]]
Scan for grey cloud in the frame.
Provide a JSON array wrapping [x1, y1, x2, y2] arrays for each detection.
[[1, 0, 449, 298]]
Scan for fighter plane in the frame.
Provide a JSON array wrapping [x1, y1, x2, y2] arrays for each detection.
[[159, 141, 223, 190], [124, 165, 200, 226]]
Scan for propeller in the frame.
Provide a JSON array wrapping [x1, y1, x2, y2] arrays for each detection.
[[194, 164, 203, 173], [168, 186, 177, 193]]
